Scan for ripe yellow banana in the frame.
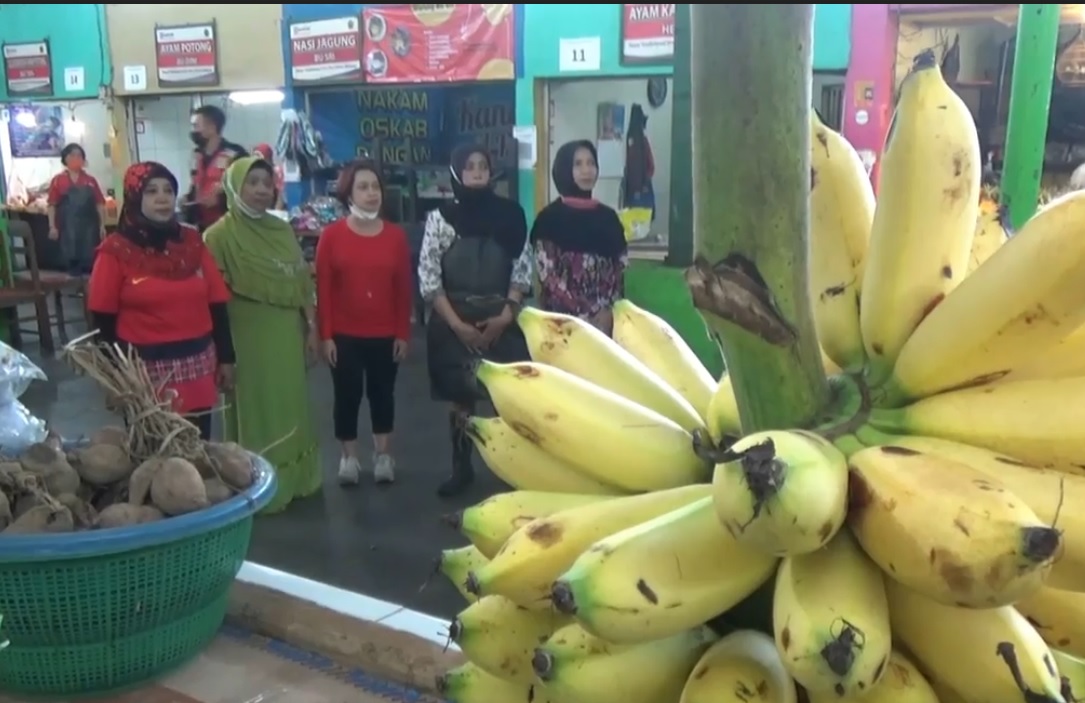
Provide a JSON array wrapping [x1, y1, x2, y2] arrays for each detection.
[[869, 376, 1085, 471], [809, 111, 874, 373], [847, 444, 1059, 607], [464, 416, 625, 495], [680, 630, 797, 703], [967, 202, 1009, 275], [533, 622, 715, 703], [466, 484, 711, 608], [1053, 650, 1085, 702], [859, 51, 980, 385], [552, 496, 776, 644], [437, 662, 548, 703], [449, 595, 567, 683], [477, 361, 709, 492], [712, 430, 848, 556], [1017, 588, 1085, 661], [517, 307, 704, 431], [807, 650, 938, 703], [927, 680, 968, 703], [707, 353, 842, 444], [437, 545, 488, 603], [449, 491, 612, 558], [611, 299, 717, 421], [772, 529, 890, 696], [1004, 324, 1085, 383], [862, 434, 1085, 590], [886, 579, 1065, 703], [880, 189, 1085, 405]]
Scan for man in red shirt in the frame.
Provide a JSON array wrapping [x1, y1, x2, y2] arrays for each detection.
[[183, 105, 247, 232]]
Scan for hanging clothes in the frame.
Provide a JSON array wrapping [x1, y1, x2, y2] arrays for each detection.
[[621, 103, 657, 220]]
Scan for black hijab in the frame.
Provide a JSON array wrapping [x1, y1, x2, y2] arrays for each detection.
[[439, 143, 527, 261], [530, 140, 627, 259]]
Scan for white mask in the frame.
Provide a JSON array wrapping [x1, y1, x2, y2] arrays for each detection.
[[225, 178, 264, 219], [350, 204, 380, 221]]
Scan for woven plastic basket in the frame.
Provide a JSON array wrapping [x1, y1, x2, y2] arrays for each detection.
[[0, 452, 276, 698]]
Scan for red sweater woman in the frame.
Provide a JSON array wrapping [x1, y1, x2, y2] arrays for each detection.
[[88, 161, 236, 440], [315, 159, 412, 487]]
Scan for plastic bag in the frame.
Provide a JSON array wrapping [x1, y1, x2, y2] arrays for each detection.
[[0, 341, 45, 405], [619, 207, 653, 242], [0, 400, 47, 453]]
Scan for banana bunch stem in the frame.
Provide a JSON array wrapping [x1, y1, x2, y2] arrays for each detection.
[[686, 4, 828, 433]]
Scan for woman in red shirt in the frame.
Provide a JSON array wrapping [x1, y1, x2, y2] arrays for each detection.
[[88, 161, 236, 439], [47, 143, 107, 275], [316, 159, 412, 487]]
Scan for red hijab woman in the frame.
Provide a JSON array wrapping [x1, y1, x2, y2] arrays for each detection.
[[87, 162, 236, 439]]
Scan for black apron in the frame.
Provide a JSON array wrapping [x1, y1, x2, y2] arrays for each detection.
[[426, 235, 528, 403], [58, 179, 101, 273]]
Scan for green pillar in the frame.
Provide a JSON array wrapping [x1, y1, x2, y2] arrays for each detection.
[[666, 4, 693, 266], [1000, 4, 1061, 230], [0, 151, 9, 343]]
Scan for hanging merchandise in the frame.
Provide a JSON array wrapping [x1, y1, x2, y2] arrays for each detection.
[[275, 108, 334, 178]]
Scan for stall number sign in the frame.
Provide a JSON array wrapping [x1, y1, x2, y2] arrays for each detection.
[[154, 23, 219, 88], [2, 41, 53, 97], [290, 17, 363, 83], [559, 37, 601, 73]]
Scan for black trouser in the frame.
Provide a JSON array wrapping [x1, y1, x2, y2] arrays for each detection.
[[331, 335, 398, 440], [185, 408, 213, 441]]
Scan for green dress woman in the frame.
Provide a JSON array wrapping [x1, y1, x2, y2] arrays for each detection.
[[204, 156, 321, 513]]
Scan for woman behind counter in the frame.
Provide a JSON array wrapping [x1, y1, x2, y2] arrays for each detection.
[[418, 143, 532, 497], [204, 156, 322, 513], [532, 140, 628, 334], [315, 159, 412, 487], [48, 143, 108, 276], [88, 162, 235, 440]]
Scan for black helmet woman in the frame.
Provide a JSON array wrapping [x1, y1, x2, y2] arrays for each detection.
[[416, 144, 532, 497]]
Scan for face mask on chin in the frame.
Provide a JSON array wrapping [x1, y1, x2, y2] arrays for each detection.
[[190, 131, 207, 148], [349, 204, 380, 221]]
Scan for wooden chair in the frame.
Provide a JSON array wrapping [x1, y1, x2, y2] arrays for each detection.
[[7, 219, 85, 352]]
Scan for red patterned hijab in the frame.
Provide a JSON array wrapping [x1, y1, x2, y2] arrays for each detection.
[[100, 161, 204, 279]]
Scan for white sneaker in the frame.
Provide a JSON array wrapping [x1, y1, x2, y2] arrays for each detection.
[[373, 453, 396, 484], [338, 456, 361, 485]]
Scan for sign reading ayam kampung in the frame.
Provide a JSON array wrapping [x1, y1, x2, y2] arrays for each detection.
[[621, 4, 676, 64], [289, 17, 363, 84], [155, 22, 219, 87], [2, 40, 53, 96]]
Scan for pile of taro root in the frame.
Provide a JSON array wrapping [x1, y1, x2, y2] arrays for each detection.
[[0, 429, 255, 534]]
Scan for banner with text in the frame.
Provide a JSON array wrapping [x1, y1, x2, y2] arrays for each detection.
[[621, 4, 675, 64], [308, 83, 515, 173], [360, 4, 515, 84], [155, 23, 219, 87], [290, 17, 363, 84], [2, 41, 53, 97]]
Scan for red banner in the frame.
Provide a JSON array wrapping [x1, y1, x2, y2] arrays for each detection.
[[2, 41, 52, 97], [361, 4, 515, 84], [621, 4, 676, 64], [155, 23, 219, 87], [290, 17, 363, 83]]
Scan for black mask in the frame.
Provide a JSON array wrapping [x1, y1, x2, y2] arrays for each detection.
[[190, 131, 207, 148]]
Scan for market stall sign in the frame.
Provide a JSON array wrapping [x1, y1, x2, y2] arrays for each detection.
[[290, 17, 364, 84], [360, 4, 515, 84], [621, 4, 676, 64], [154, 23, 219, 88], [2, 41, 53, 97]]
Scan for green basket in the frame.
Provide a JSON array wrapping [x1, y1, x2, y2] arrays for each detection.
[[0, 453, 276, 698], [0, 592, 229, 698]]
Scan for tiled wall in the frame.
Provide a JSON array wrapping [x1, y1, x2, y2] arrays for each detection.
[[1, 100, 116, 198], [132, 94, 282, 193]]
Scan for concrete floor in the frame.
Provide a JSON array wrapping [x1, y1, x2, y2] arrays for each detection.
[[16, 311, 505, 622]]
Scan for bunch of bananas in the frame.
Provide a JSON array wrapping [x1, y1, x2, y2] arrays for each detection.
[[433, 51, 1085, 703]]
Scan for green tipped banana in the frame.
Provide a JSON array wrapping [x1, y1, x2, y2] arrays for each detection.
[[437, 662, 543, 703]]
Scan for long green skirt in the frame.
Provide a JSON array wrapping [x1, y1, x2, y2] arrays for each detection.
[[221, 296, 321, 514]]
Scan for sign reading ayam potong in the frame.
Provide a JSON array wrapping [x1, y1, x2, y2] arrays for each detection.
[[621, 4, 676, 64], [154, 23, 219, 87], [290, 17, 363, 84], [2, 41, 53, 96]]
